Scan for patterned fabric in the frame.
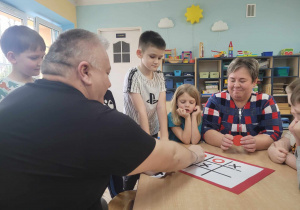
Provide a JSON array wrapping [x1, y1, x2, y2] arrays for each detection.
[[167, 112, 202, 143], [123, 67, 166, 135], [284, 131, 296, 154], [296, 147, 300, 189], [202, 90, 282, 141], [0, 77, 24, 102]]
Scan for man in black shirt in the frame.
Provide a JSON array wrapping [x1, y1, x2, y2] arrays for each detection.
[[0, 29, 205, 210]]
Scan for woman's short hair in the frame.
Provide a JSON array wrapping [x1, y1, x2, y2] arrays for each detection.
[[227, 58, 259, 82]]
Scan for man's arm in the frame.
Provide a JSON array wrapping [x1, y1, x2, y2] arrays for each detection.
[[157, 91, 168, 140], [128, 140, 205, 175], [129, 93, 150, 135]]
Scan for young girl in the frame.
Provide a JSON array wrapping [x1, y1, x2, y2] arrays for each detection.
[[168, 84, 202, 144], [268, 78, 300, 169]]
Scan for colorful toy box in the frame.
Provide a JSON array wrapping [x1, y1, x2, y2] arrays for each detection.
[[281, 48, 293, 55]]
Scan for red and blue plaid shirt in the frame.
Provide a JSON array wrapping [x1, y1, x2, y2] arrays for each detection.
[[202, 91, 282, 141]]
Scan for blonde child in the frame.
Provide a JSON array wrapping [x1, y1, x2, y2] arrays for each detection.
[[268, 78, 300, 169], [0, 25, 46, 102], [168, 84, 202, 145], [287, 81, 300, 189]]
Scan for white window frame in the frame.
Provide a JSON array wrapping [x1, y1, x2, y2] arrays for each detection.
[[35, 17, 62, 40], [0, 2, 27, 25]]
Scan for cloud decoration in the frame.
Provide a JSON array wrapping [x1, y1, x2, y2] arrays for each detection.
[[158, 18, 174, 28], [211, 20, 229, 32]]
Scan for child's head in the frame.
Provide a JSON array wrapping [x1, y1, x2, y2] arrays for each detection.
[[290, 82, 300, 121], [286, 79, 300, 105], [138, 30, 166, 52], [171, 84, 201, 125], [0, 25, 46, 77], [137, 31, 166, 72]]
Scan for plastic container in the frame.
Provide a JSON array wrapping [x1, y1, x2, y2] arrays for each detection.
[[183, 72, 194, 76], [164, 72, 174, 76], [274, 67, 290, 76], [166, 91, 174, 101], [184, 78, 194, 85], [200, 72, 209, 78], [176, 82, 183, 88], [261, 51, 273, 56], [165, 78, 173, 89], [174, 70, 182, 76], [210, 72, 219, 78]]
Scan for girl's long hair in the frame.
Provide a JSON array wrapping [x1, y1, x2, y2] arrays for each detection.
[[170, 84, 201, 126]]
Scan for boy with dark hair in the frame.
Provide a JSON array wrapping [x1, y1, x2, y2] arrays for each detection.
[[123, 30, 168, 190], [0, 25, 45, 102]]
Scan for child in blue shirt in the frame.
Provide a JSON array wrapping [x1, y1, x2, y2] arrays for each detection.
[[168, 84, 202, 144]]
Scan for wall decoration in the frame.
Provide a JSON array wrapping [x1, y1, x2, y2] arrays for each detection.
[[158, 18, 174, 28], [211, 20, 228, 32], [185, 5, 203, 24]]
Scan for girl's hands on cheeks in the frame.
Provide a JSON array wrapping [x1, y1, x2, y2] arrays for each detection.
[[192, 105, 201, 117], [221, 134, 234, 150], [176, 108, 190, 119], [289, 119, 300, 145], [240, 135, 256, 152]]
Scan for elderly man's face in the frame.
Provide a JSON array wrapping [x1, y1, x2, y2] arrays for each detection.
[[228, 67, 256, 103], [91, 45, 111, 103]]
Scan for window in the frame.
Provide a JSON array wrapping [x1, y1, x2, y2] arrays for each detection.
[[113, 41, 130, 63], [35, 17, 62, 54], [0, 3, 26, 79]]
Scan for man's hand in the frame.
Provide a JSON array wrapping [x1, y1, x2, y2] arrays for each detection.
[[188, 145, 205, 164]]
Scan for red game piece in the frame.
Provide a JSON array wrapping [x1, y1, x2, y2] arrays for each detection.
[[233, 135, 242, 146]]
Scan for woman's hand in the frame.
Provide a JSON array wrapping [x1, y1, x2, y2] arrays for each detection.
[[192, 105, 201, 117], [176, 108, 190, 119], [240, 135, 256, 152], [221, 134, 233, 150]]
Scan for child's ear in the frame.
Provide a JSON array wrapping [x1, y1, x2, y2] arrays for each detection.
[[6, 51, 17, 64], [77, 61, 92, 86], [136, 49, 143, 58]]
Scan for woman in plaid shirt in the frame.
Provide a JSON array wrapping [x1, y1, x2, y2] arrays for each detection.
[[202, 58, 282, 152]]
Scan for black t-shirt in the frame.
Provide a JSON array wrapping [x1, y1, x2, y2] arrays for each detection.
[[0, 79, 156, 210]]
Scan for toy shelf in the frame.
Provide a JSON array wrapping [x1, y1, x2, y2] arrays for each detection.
[[162, 59, 197, 102]]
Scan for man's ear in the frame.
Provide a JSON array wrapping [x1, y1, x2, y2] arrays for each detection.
[[77, 61, 92, 85], [136, 49, 143, 58], [6, 51, 17, 64]]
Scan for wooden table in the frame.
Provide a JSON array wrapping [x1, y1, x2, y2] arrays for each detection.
[[133, 143, 299, 210]]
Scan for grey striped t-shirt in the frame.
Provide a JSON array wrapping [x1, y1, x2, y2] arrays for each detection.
[[123, 67, 166, 135]]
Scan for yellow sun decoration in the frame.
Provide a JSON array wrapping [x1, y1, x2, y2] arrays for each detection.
[[185, 5, 203, 24]]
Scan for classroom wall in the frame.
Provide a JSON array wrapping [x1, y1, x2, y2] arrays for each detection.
[[35, 0, 77, 28], [0, 0, 76, 30], [77, 0, 300, 57]]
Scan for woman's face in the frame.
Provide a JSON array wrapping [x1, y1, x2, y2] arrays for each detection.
[[228, 67, 257, 103]]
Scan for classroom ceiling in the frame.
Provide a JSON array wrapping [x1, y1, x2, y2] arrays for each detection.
[[72, 0, 161, 6]]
